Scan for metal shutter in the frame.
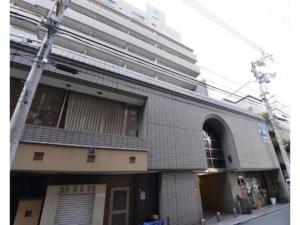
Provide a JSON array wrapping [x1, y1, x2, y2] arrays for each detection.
[[54, 193, 95, 225]]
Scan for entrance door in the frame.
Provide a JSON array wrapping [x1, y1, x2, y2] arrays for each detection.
[[109, 187, 129, 225], [199, 173, 233, 214]]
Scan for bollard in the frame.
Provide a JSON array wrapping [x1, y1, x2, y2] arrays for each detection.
[[167, 216, 170, 225], [201, 218, 206, 225], [233, 208, 237, 217], [216, 212, 221, 222]]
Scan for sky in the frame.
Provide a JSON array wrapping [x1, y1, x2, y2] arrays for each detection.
[[125, 0, 291, 114]]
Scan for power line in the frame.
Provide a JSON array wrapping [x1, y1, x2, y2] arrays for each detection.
[[11, 39, 274, 112], [11, 10, 262, 104], [12, 39, 287, 116], [223, 80, 255, 99], [11, 11, 275, 110], [199, 65, 257, 93], [183, 0, 262, 53], [11, 11, 251, 100]]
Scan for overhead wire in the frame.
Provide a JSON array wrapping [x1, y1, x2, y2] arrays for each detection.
[[10, 11, 254, 101], [10, 10, 281, 111], [223, 80, 255, 100], [199, 65, 257, 93], [11, 36, 274, 112], [182, 0, 289, 109], [183, 0, 262, 53]]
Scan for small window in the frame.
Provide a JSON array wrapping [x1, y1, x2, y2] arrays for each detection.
[[129, 156, 136, 164], [33, 152, 44, 161], [24, 210, 32, 217], [87, 154, 96, 163]]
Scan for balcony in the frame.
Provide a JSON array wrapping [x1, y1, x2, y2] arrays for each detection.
[[21, 124, 148, 151]]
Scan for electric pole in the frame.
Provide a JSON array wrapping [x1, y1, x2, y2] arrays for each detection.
[[251, 53, 290, 179], [10, 0, 70, 168]]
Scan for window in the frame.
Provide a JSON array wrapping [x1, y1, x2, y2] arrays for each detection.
[[64, 92, 140, 137], [131, 12, 145, 23], [125, 106, 139, 136], [203, 123, 226, 169], [10, 78, 66, 127]]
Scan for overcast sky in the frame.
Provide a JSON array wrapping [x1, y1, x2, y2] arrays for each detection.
[[126, 0, 291, 113]]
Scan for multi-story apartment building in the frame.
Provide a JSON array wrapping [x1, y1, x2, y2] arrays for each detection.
[[10, 1, 289, 225]]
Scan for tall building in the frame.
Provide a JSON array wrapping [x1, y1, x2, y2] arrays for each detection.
[[10, 1, 289, 225]]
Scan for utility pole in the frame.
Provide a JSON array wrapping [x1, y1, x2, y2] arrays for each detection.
[[10, 0, 70, 168], [251, 53, 290, 179]]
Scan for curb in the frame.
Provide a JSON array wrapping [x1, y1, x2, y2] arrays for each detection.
[[234, 204, 290, 225]]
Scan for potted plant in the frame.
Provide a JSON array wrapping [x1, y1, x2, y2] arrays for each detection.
[[270, 197, 277, 205], [255, 195, 263, 209], [269, 188, 278, 205]]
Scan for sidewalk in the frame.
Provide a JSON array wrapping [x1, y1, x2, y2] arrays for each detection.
[[203, 204, 290, 225]]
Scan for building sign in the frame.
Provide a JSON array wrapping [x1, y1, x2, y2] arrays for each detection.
[[257, 122, 270, 143], [140, 191, 146, 200]]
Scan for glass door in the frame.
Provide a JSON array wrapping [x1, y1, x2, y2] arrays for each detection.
[[109, 187, 129, 225]]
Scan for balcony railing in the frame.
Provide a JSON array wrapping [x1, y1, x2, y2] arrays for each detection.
[[20, 125, 148, 151]]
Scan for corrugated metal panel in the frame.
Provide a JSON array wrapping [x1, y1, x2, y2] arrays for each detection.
[[54, 193, 95, 225], [65, 92, 125, 135]]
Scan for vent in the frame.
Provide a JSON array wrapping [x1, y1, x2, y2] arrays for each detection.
[[55, 64, 79, 75], [33, 152, 44, 161], [129, 156, 136, 164], [87, 154, 96, 163], [24, 210, 32, 217]]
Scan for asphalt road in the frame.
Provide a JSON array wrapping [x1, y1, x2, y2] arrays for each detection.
[[241, 207, 290, 225]]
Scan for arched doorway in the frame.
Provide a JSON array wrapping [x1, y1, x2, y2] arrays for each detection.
[[199, 116, 238, 215]]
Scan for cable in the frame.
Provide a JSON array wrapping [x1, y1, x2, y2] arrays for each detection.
[[10, 11, 276, 109], [12, 43, 273, 112], [199, 65, 257, 93], [223, 80, 255, 99], [183, 0, 262, 53], [11, 10, 258, 101], [12, 43, 288, 117]]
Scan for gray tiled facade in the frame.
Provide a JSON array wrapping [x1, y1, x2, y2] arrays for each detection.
[[10, 1, 286, 225], [11, 49, 279, 171], [11, 48, 281, 224], [160, 172, 202, 225]]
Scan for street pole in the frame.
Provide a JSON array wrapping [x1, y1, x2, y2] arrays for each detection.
[[251, 54, 290, 179], [10, 0, 70, 168]]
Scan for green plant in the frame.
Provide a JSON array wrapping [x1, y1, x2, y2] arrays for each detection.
[[260, 112, 269, 120]]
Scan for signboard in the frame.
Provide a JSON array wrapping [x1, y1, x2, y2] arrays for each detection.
[[257, 122, 270, 143]]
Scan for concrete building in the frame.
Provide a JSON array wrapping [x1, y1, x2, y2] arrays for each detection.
[[225, 95, 290, 141], [10, 1, 289, 225], [224, 95, 290, 179]]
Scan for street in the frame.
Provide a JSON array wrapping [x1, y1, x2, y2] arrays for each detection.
[[241, 207, 290, 225]]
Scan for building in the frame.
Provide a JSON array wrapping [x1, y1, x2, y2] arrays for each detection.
[[225, 95, 290, 141], [224, 95, 290, 178], [10, 1, 289, 225]]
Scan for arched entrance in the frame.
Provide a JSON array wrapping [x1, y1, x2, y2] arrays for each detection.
[[199, 116, 238, 215]]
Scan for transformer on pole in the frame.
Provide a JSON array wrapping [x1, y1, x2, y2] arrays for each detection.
[[251, 53, 290, 179]]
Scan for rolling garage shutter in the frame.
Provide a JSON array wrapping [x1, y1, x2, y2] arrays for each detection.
[[54, 193, 95, 225]]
